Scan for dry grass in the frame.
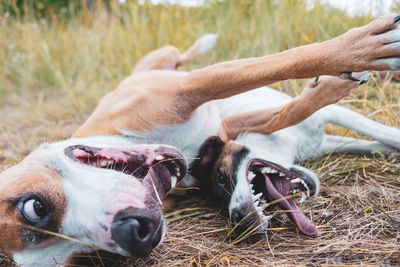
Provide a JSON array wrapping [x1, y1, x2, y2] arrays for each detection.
[[1, 0, 400, 266]]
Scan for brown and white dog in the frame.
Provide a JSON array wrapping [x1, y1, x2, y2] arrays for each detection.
[[192, 76, 400, 237], [2, 14, 400, 266]]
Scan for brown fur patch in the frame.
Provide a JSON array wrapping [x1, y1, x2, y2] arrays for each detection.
[[210, 142, 245, 191]]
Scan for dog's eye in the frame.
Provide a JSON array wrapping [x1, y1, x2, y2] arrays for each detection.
[[20, 197, 50, 223], [215, 171, 226, 186]]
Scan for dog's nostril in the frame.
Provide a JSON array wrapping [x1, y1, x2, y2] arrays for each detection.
[[127, 218, 152, 241], [111, 210, 162, 258]]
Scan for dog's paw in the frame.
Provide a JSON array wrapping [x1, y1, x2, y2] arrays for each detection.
[[331, 14, 400, 72], [197, 33, 218, 54], [303, 73, 369, 107]]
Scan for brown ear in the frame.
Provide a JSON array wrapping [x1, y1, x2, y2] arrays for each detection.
[[189, 136, 225, 183]]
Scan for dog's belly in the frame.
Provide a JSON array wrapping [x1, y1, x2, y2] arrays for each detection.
[[122, 102, 223, 165]]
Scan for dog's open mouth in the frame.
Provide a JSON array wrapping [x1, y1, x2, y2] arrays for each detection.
[[65, 145, 187, 202], [247, 159, 318, 236]]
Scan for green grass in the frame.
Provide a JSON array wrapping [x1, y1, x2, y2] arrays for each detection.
[[1, 0, 400, 266]]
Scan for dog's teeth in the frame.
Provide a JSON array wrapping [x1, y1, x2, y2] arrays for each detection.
[[299, 179, 311, 197], [279, 172, 285, 177], [248, 171, 256, 181], [290, 178, 301, 184], [253, 193, 262, 201], [171, 176, 177, 188], [262, 167, 272, 173], [260, 199, 266, 204], [254, 200, 260, 207], [291, 189, 299, 194], [155, 155, 165, 161], [299, 192, 307, 203], [100, 160, 108, 167], [251, 189, 255, 194], [107, 159, 114, 165], [270, 169, 277, 174], [175, 167, 180, 177]]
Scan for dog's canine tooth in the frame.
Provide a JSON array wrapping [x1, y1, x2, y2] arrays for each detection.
[[171, 176, 177, 188], [279, 172, 285, 177], [270, 169, 277, 174], [254, 200, 260, 207], [299, 192, 307, 203], [155, 155, 165, 161]]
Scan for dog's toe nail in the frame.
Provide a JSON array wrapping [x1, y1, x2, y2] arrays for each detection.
[[359, 79, 368, 85], [341, 72, 360, 82], [314, 76, 319, 83]]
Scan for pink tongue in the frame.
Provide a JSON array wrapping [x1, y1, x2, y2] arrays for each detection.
[[264, 175, 319, 236], [286, 199, 319, 236]]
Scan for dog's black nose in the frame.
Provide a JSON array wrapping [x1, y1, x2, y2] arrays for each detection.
[[230, 208, 259, 233], [111, 207, 163, 257]]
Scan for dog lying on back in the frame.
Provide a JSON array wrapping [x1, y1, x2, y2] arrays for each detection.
[[192, 76, 400, 236], [2, 14, 400, 266]]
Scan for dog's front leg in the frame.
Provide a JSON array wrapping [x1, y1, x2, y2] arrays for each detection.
[[222, 74, 367, 139], [181, 15, 400, 107]]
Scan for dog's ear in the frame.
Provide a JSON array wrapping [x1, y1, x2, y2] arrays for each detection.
[[189, 136, 225, 182]]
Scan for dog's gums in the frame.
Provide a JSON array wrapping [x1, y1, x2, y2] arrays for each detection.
[[65, 145, 187, 202], [247, 159, 319, 236]]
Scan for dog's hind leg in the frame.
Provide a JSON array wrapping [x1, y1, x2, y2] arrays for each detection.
[[316, 135, 395, 156], [132, 34, 218, 73], [320, 105, 400, 150]]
